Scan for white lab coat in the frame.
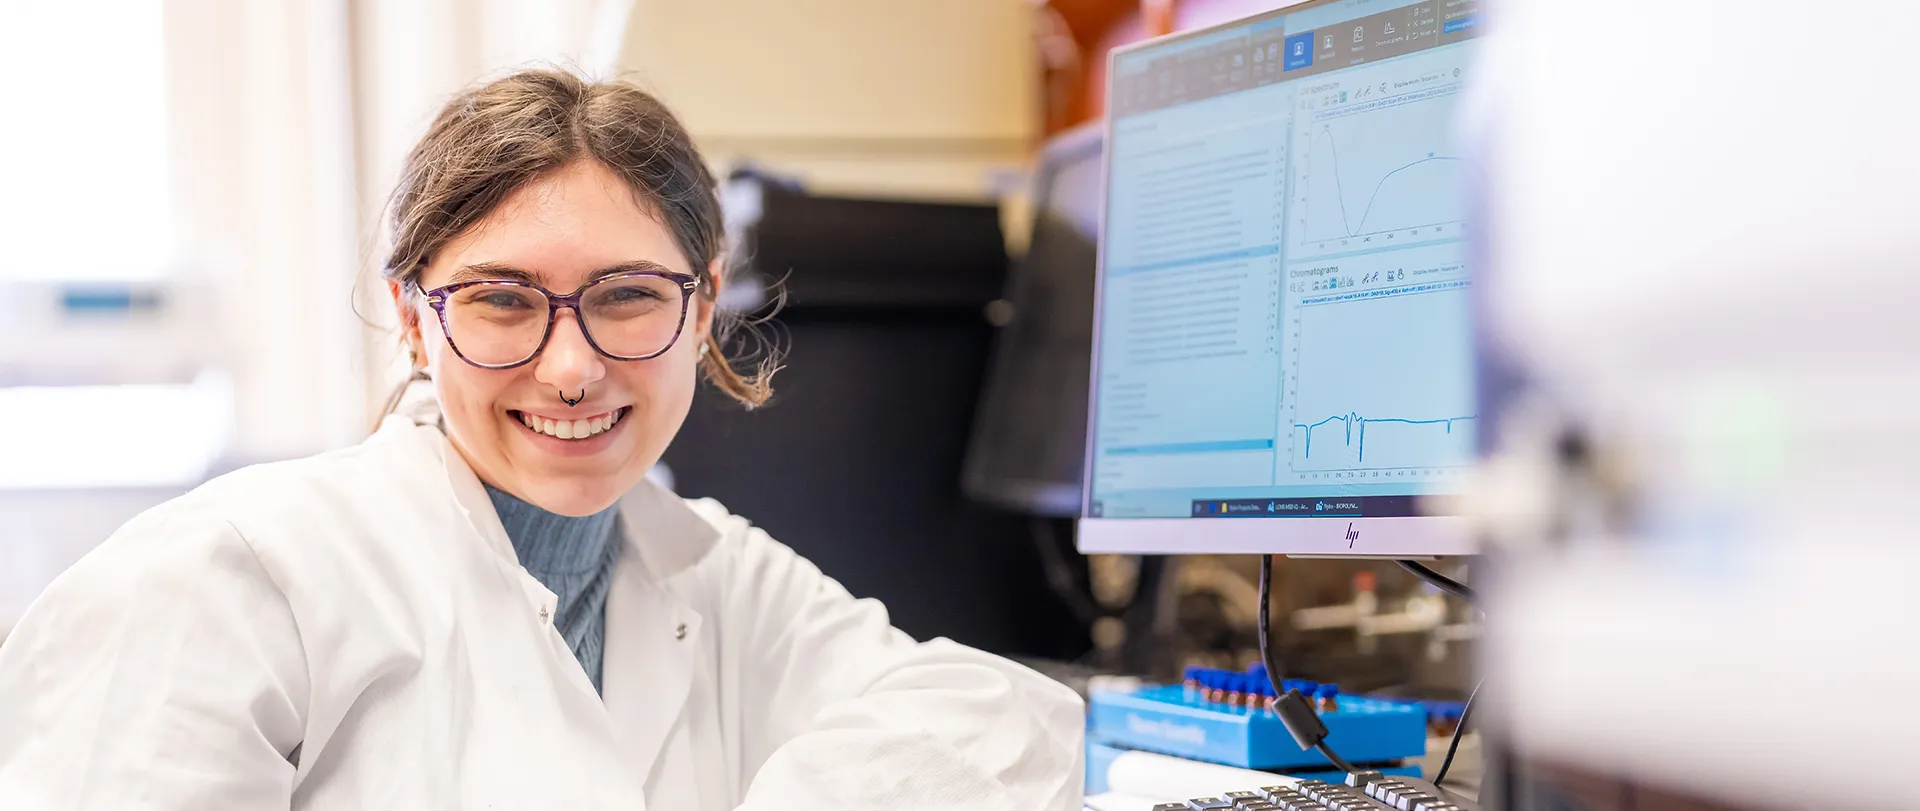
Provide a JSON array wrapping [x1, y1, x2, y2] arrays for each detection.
[[0, 400, 1085, 810]]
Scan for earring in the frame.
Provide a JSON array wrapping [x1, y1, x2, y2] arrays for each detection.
[[699, 342, 710, 358]]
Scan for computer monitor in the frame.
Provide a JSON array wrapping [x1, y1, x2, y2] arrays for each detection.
[[963, 123, 1103, 517], [1079, 0, 1482, 555]]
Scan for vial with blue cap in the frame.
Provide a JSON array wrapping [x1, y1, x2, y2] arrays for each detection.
[[1314, 683, 1341, 712], [1251, 673, 1276, 711], [1203, 671, 1228, 704], [1228, 676, 1259, 707], [1432, 702, 1463, 736]]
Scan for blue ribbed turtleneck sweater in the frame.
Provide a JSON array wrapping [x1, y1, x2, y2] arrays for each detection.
[[484, 485, 622, 695]]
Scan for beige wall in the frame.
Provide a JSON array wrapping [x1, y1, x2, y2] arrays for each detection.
[[617, 0, 1041, 202]]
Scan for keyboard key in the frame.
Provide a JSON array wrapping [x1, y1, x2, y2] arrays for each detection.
[[1187, 798, 1236, 810], [1265, 792, 1312, 810], [1395, 792, 1439, 810], [1224, 790, 1268, 809], [1374, 784, 1410, 803], [1345, 770, 1385, 788], [1152, 805, 1189, 811]]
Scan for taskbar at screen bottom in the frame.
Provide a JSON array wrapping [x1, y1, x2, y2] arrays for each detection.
[[1189, 495, 1444, 519]]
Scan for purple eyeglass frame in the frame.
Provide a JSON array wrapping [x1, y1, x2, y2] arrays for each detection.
[[420, 270, 701, 370]]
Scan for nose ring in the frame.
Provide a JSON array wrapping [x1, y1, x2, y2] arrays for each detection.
[[559, 389, 585, 407]]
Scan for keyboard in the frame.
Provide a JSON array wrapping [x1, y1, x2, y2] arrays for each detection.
[[1154, 771, 1479, 811]]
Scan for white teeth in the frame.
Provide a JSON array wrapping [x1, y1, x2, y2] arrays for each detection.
[[519, 410, 622, 440]]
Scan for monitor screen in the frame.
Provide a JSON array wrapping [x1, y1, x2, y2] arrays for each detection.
[[963, 125, 1103, 516], [1081, 0, 1481, 555]]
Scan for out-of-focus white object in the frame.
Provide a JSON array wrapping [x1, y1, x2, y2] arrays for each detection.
[[1478, 0, 1920, 808], [0, 279, 216, 387], [0, 373, 232, 489], [1100, 750, 1296, 805], [1087, 674, 1146, 696], [1084, 790, 1174, 811], [0, 2, 172, 284]]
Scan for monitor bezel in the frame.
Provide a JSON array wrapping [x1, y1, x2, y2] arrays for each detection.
[[961, 120, 1104, 517], [1078, 0, 1478, 557]]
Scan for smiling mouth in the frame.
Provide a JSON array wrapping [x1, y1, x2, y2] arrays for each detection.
[[509, 407, 630, 440]]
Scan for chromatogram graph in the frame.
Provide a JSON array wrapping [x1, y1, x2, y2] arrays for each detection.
[[1290, 85, 1467, 254], [1287, 280, 1476, 473], [1294, 412, 1477, 464]]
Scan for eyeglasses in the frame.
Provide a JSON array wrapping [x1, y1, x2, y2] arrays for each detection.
[[420, 271, 701, 369]]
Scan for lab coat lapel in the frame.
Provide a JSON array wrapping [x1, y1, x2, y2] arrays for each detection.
[[601, 481, 717, 782], [602, 560, 699, 784], [423, 423, 562, 616]]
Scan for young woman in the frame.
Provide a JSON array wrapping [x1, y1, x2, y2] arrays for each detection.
[[0, 69, 1083, 810]]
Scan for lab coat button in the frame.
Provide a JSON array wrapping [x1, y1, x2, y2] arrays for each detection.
[[539, 605, 550, 622], [674, 623, 688, 640]]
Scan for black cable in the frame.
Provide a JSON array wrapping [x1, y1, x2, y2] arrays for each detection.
[[1396, 559, 1478, 604], [1261, 556, 1365, 776], [1256, 554, 1287, 686], [1029, 518, 1100, 624], [1313, 740, 1360, 774], [1433, 678, 1480, 786]]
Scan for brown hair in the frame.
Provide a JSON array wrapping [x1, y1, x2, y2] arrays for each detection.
[[383, 68, 775, 407]]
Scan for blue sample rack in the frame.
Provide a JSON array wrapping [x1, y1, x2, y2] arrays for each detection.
[[1087, 681, 1427, 770]]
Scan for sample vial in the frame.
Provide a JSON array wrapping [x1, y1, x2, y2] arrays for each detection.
[[1182, 666, 1204, 696], [1315, 683, 1341, 713]]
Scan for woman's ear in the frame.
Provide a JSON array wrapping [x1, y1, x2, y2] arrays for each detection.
[[694, 256, 724, 341], [388, 279, 428, 369]]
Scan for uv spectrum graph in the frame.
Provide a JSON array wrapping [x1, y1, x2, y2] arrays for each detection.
[[1303, 129, 1461, 240], [1286, 276, 1476, 473], [1290, 84, 1468, 255]]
